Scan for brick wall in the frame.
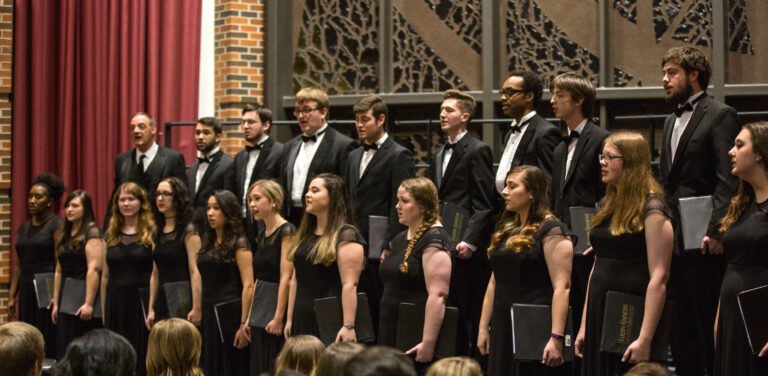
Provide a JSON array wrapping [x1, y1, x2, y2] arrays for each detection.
[[0, 0, 13, 324], [215, 0, 266, 156]]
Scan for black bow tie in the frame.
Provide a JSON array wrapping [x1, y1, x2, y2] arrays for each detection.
[[197, 156, 212, 164], [509, 125, 523, 134], [362, 143, 378, 151], [674, 102, 694, 117], [564, 131, 580, 143], [444, 142, 457, 151], [245, 143, 262, 153], [301, 130, 325, 143]]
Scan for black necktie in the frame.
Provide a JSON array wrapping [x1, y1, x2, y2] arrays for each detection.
[[245, 143, 262, 153], [301, 129, 326, 143], [197, 156, 211, 164], [674, 102, 694, 117], [564, 131, 580, 143], [362, 143, 378, 151], [138, 154, 147, 173]]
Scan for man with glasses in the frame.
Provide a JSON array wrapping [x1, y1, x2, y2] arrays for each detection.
[[549, 73, 608, 375], [495, 71, 560, 212], [281, 87, 355, 225]]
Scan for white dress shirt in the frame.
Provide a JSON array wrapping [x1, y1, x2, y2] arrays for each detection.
[[495, 111, 535, 193], [360, 133, 388, 178], [670, 91, 705, 161], [291, 125, 328, 206], [564, 119, 588, 180]]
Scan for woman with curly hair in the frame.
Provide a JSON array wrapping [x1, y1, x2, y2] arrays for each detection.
[[145, 177, 202, 328], [284, 173, 366, 343], [102, 182, 156, 375], [378, 177, 452, 365], [51, 190, 103, 356], [198, 190, 253, 375], [477, 165, 574, 375], [576, 131, 673, 375], [8, 173, 65, 357], [714, 121, 768, 375]]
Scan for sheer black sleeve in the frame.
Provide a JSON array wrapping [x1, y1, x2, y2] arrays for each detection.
[[85, 224, 102, 240], [182, 222, 199, 242], [644, 194, 672, 220], [236, 236, 249, 250], [337, 224, 367, 247], [537, 218, 576, 246], [277, 222, 297, 238]]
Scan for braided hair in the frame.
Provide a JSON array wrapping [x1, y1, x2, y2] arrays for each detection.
[[397, 177, 440, 274]]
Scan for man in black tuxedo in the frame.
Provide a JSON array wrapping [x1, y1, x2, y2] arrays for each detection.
[[233, 104, 284, 244], [495, 71, 560, 208], [281, 87, 355, 226], [549, 73, 608, 374], [108, 112, 186, 226], [346, 95, 415, 336], [188, 117, 235, 228], [427, 90, 494, 358], [659, 47, 739, 376]]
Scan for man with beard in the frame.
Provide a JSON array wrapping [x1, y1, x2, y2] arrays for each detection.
[[107, 112, 186, 226], [188, 117, 235, 227], [659, 46, 739, 376], [495, 71, 560, 210], [233, 104, 284, 243]]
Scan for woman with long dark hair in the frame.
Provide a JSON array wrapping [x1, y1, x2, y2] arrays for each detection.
[[575, 132, 673, 375], [102, 182, 156, 375], [246, 179, 295, 373], [378, 177, 452, 364], [198, 190, 253, 375], [9, 173, 64, 357], [51, 190, 103, 357], [145, 177, 202, 328], [477, 166, 574, 375], [284, 173, 366, 342], [714, 121, 768, 375]]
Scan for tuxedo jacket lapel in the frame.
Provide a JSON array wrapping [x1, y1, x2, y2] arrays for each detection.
[[511, 124, 536, 167], [307, 130, 334, 178], [441, 137, 466, 193], [671, 97, 709, 169], [360, 138, 391, 181], [285, 140, 301, 194], [434, 145, 444, 189], [564, 123, 591, 185], [188, 162, 199, 197], [195, 152, 223, 199], [251, 139, 273, 186], [349, 147, 363, 186]]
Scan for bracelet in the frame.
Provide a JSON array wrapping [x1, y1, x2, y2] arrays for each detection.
[[343, 323, 355, 330], [550, 332, 565, 340]]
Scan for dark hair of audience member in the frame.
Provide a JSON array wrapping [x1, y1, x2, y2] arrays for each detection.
[[624, 362, 675, 376], [274, 335, 325, 375], [425, 356, 483, 376], [52, 329, 137, 376], [313, 341, 365, 376], [0, 321, 45, 376], [343, 346, 417, 376], [146, 318, 203, 376]]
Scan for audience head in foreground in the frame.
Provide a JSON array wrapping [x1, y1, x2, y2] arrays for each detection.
[[146, 318, 203, 376], [0, 321, 45, 376], [313, 341, 365, 376], [275, 335, 325, 375], [53, 329, 136, 376], [425, 356, 483, 376], [343, 346, 417, 376]]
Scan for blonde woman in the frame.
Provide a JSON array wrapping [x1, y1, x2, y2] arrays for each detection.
[[102, 182, 157, 375], [146, 318, 203, 376], [274, 335, 325, 375]]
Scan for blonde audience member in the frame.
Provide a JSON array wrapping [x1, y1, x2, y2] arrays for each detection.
[[146, 318, 203, 376], [426, 356, 483, 376], [313, 341, 365, 376], [275, 335, 325, 375]]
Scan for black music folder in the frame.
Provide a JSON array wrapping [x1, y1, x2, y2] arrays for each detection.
[[313, 293, 375, 345], [599, 291, 671, 361], [368, 215, 389, 260], [33, 272, 54, 309], [568, 206, 595, 255], [511, 303, 575, 361], [737, 284, 768, 354], [395, 302, 459, 359], [59, 278, 101, 319], [248, 280, 279, 328], [679, 195, 713, 251], [163, 281, 192, 318], [440, 202, 469, 243], [214, 298, 242, 344]]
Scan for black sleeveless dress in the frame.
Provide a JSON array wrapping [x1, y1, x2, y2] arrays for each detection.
[[152, 222, 197, 318], [55, 224, 102, 357], [291, 225, 366, 337], [487, 219, 573, 376], [714, 199, 768, 375], [198, 236, 249, 376], [105, 233, 153, 375], [16, 215, 62, 357], [250, 221, 296, 374], [581, 196, 671, 376], [378, 226, 453, 348]]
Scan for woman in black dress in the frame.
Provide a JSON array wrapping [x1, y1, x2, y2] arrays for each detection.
[[378, 177, 452, 364], [145, 177, 202, 328], [50, 190, 103, 356], [102, 182, 156, 375], [246, 179, 296, 374], [575, 131, 673, 375], [8, 173, 64, 357], [714, 121, 768, 375], [284, 173, 366, 343], [198, 190, 253, 376], [476, 166, 574, 376]]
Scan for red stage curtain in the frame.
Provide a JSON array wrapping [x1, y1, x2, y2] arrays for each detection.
[[11, 0, 201, 283]]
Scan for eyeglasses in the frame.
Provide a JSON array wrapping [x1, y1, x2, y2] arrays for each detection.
[[500, 88, 528, 98], [599, 154, 624, 164], [155, 191, 174, 199], [293, 107, 319, 118]]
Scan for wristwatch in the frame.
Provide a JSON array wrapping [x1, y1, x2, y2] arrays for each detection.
[[343, 323, 355, 330]]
